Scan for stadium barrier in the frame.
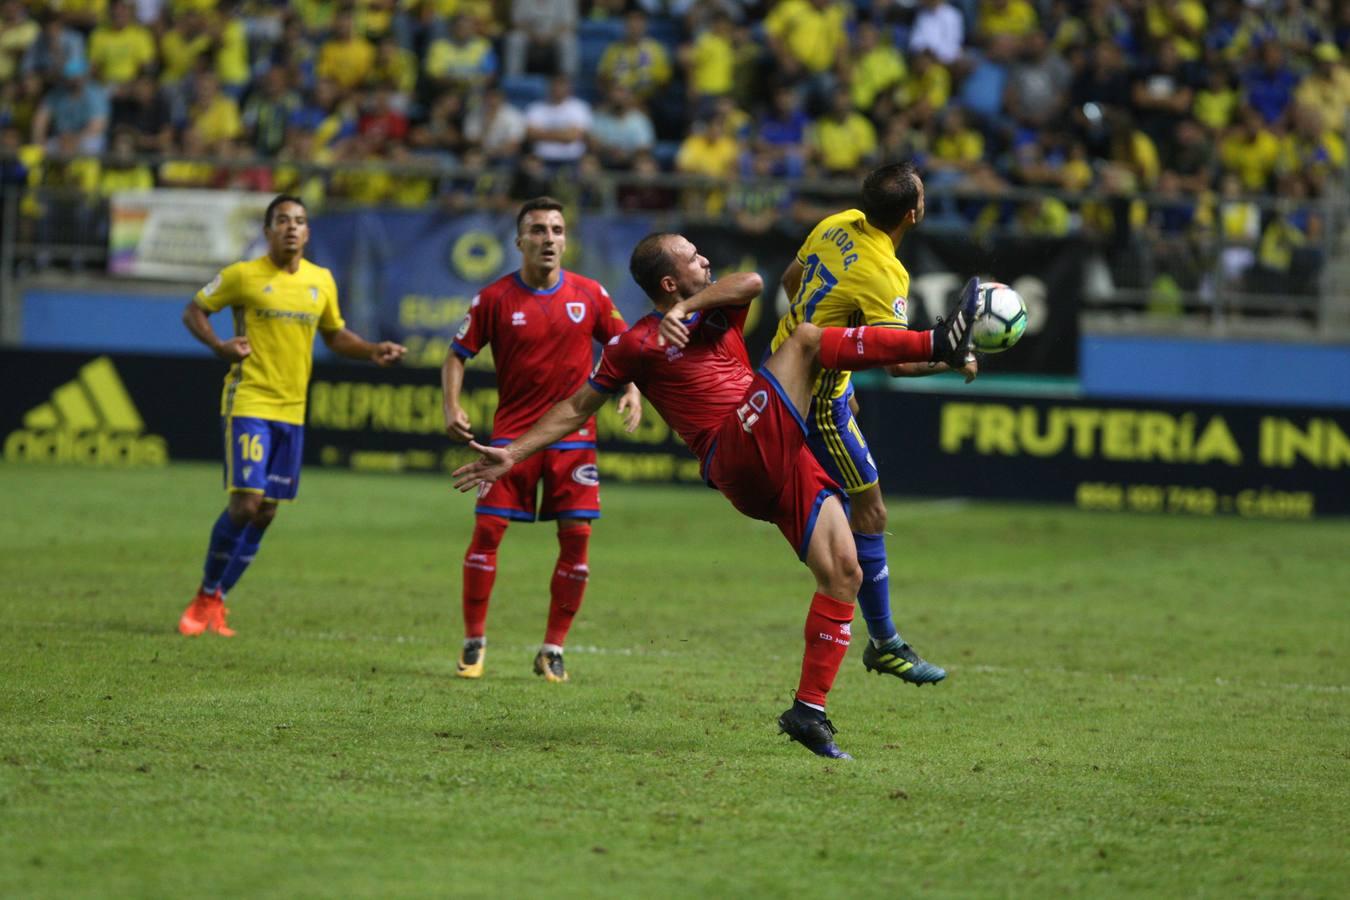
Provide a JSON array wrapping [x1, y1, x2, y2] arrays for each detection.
[[3, 348, 1345, 520]]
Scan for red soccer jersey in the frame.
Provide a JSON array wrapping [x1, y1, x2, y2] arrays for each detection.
[[588, 305, 755, 463], [454, 270, 627, 443]]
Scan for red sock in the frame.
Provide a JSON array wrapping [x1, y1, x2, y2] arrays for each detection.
[[462, 515, 507, 639], [818, 326, 932, 370], [544, 523, 590, 646], [796, 592, 855, 707]]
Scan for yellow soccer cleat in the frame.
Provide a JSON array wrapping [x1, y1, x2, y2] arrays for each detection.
[[456, 640, 485, 678], [532, 649, 569, 683]]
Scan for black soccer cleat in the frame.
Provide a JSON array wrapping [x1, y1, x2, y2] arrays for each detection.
[[930, 276, 980, 367], [777, 702, 852, 760], [533, 649, 569, 683], [862, 639, 947, 686]]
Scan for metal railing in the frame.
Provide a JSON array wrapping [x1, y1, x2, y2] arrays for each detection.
[[2, 155, 1348, 343]]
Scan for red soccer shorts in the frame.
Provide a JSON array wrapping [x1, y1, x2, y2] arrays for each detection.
[[476, 444, 601, 522], [704, 370, 844, 560]]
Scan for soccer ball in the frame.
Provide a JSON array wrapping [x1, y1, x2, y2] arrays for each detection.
[[971, 282, 1028, 354]]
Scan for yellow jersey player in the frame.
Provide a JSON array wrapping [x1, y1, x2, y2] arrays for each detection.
[[177, 194, 406, 637], [771, 161, 978, 685]]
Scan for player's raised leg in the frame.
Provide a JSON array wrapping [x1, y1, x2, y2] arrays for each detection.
[[777, 495, 861, 761], [459, 513, 508, 678]]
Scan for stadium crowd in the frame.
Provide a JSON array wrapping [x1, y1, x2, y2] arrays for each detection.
[[0, 0, 1348, 290]]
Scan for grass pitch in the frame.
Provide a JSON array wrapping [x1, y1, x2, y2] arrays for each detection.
[[1, 464, 1347, 898]]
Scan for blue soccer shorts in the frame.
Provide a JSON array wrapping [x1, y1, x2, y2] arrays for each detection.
[[804, 384, 879, 496], [223, 416, 304, 501]]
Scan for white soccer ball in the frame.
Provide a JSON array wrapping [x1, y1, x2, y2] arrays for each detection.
[[971, 282, 1028, 354]]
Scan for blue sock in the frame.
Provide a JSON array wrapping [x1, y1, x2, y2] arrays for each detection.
[[202, 510, 245, 592], [852, 532, 899, 644], [219, 525, 266, 595]]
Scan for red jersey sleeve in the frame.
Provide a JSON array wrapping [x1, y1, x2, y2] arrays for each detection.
[[451, 291, 490, 358], [590, 284, 627, 343], [588, 334, 638, 394]]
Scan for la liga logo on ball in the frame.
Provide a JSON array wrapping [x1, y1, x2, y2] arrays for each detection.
[[972, 282, 1028, 353]]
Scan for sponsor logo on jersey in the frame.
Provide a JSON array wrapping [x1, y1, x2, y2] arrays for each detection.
[[3, 356, 168, 467], [511, 311, 527, 326], [892, 297, 907, 320], [242, 466, 253, 480], [571, 463, 600, 486], [566, 301, 586, 323]]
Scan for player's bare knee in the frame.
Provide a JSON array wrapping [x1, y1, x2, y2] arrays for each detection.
[[793, 322, 823, 354], [228, 493, 261, 523], [826, 558, 863, 600], [253, 503, 278, 530]]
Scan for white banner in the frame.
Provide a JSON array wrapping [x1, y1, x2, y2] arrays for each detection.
[[108, 189, 273, 281]]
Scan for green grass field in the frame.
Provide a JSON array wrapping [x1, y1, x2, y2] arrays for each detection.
[[1, 464, 1347, 898]]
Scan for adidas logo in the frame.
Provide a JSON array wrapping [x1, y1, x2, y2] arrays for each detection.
[[4, 356, 169, 466]]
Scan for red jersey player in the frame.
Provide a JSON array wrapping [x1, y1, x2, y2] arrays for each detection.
[[441, 197, 642, 684], [453, 231, 979, 759]]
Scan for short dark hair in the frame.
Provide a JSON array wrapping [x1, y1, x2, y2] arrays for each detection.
[[516, 196, 565, 234], [860, 162, 921, 232], [264, 194, 305, 228], [629, 232, 678, 300]]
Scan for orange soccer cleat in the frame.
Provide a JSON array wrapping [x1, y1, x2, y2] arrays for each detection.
[[178, 587, 235, 637]]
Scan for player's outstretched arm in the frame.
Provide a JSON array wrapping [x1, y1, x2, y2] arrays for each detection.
[[183, 301, 251, 362], [452, 384, 609, 492], [659, 271, 764, 348], [321, 328, 408, 366]]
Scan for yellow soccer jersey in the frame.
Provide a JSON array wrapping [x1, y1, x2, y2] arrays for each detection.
[[772, 208, 910, 400], [194, 256, 345, 425]]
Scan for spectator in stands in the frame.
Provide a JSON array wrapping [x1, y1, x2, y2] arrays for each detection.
[[1244, 39, 1300, 127], [317, 11, 375, 92], [680, 11, 735, 110], [763, 0, 849, 111], [0, 1, 39, 84], [957, 35, 1015, 141], [1219, 105, 1281, 193], [265, 14, 317, 93], [909, 0, 964, 66], [371, 33, 419, 97], [215, 0, 251, 99], [806, 88, 876, 176], [1267, 0, 1327, 59], [408, 90, 464, 160], [524, 75, 592, 166], [1144, 0, 1206, 62], [599, 10, 672, 101], [1005, 30, 1072, 132], [1167, 119, 1214, 194], [590, 85, 656, 169], [1070, 40, 1132, 153], [1214, 172, 1260, 288], [1193, 63, 1239, 134], [1130, 39, 1197, 159], [31, 59, 109, 155], [894, 48, 952, 130], [1277, 102, 1346, 197], [290, 78, 358, 153], [22, 13, 86, 83], [57, 0, 107, 34], [1105, 108, 1160, 191], [242, 66, 301, 158], [977, 0, 1039, 45], [88, 1, 155, 92], [847, 21, 905, 113], [109, 71, 173, 153], [507, 151, 555, 200], [98, 126, 153, 194], [158, 10, 211, 89], [927, 106, 985, 184], [756, 85, 808, 177], [357, 84, 410, 150], [727, 148, 793, 235], [185, 70, 243, 153], [1294, 43, 1350, 136], [675, 112, 739, 212], [504, 0, 578, 78], [462, 87, 526, 162], [424, 14, 497, 97], [617, 148, 676, 211]]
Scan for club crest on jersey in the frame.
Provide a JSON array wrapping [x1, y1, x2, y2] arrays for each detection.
[[566, 301, 586, 324], [571, 463, 600, 486]]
